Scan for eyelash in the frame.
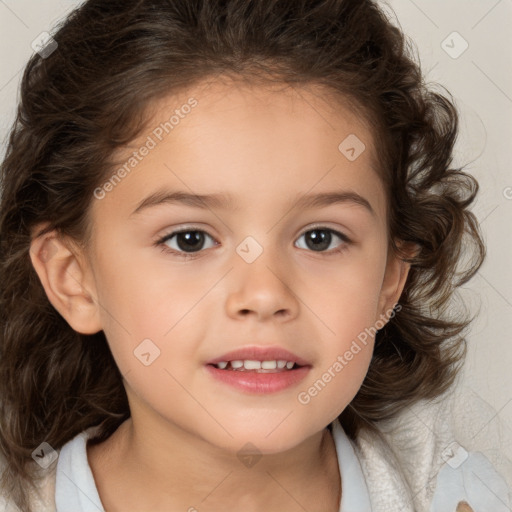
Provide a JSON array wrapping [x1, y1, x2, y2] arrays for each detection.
[[154, 225, 352, 260]]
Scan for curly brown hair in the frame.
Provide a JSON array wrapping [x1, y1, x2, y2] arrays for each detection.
[[0, 0, 485, 510]]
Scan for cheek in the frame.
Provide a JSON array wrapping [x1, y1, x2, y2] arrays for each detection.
[[297, 303, 377, 422], [87, 250, 185, 376], [295, 250, 385, 416], [297, 346, 373, 421], [92, 242, 202, 334], [309, 250, 384, 332]]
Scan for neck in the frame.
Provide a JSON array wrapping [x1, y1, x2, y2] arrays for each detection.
[[88, 413, 341, 511]]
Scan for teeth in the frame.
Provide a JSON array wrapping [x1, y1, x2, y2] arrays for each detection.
[[215, 359, 297, 370], [244, 360, 261, 370]]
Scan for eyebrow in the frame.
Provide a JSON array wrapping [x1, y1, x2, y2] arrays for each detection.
[[131, 189, 375, 217]]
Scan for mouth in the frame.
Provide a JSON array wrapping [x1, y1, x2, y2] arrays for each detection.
[[205, 346, 311, 394], [206, 345, 310, 368], [207, 359, 303, 372]]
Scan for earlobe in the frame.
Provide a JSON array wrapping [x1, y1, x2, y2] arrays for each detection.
[[377, 241, 418, 320], [29, 230, 102, 335]]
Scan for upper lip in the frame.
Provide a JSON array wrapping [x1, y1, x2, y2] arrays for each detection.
[[206, 346, 311, 367]]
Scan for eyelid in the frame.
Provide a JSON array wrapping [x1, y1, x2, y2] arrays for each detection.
[[155, 224, 217, 242], [154, 225, 218, 259], [155, 222, 352, 258], [294, 225, 352, 254], [155, 223, 351, 243], [300, 222, 352, 242], [155, 225, 218, 246]]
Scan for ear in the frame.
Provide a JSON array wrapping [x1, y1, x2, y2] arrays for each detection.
[[376, 240, 418, 321], [29, 227, 102, 334]]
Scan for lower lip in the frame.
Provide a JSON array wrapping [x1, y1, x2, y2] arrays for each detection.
[[205, 365, 311, 394]]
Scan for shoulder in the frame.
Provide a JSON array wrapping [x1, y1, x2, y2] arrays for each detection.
[[350, 385, 512, 511]]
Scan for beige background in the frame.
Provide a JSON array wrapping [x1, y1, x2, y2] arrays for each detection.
[[1, 0, 511, 466]]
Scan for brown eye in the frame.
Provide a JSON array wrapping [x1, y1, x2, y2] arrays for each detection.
[[295, 228, 350, 253], [159, 229, 217, 255]]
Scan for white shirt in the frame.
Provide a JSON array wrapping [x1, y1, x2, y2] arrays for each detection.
[[54, 418, 372, 512]]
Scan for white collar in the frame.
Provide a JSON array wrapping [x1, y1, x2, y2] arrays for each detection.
[[331, 418, 373, 511]]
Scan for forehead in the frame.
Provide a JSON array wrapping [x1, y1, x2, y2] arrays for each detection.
[[95, 76, 386, 222], [143, 76, 378, 161]]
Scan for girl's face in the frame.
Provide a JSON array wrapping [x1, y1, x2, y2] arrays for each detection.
[[84, 78, 408, 454]]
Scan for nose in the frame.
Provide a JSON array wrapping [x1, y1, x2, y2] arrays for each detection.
[[225, 249, 299, 323]]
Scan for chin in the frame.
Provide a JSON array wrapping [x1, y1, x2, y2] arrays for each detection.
[[206, 419, 320, 456]]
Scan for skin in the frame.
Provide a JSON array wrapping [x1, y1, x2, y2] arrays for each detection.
[[30, 76, 413, 511]]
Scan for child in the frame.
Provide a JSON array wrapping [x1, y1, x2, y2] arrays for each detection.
[[0, 0, 509, 510]]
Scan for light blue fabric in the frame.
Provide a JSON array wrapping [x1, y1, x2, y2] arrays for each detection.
[[331, 419, 373, 511], [55, 427, 104, 512], [429, 451, 511, 512]]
